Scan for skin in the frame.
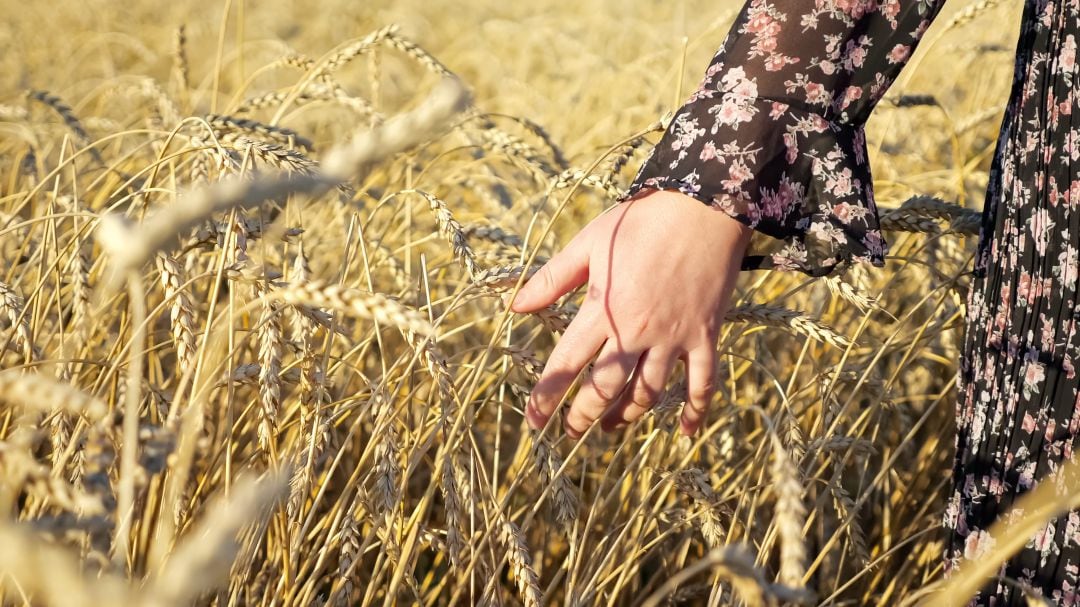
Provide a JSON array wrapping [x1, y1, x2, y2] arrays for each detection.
[[508, 188, 752, 438]]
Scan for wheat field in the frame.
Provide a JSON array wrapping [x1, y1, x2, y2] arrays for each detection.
[[0, 0, 1063, 605]]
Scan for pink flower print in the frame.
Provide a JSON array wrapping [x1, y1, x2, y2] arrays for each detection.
[[833, 0, 876, 20], [827, 167, 855, 196], [783, 132, 799, 164], [1025, 358, 1046, 386], [808, 220, 847, 245], [733, 77, 759, 99], [819, 60, 837, 75], [776, 177, 803, 210], [720, 66, 749, 90], [988, 473, 1006, 496], [699, 141, 717, 162], [1040, 277, 1054, 299], [888, 44, 911, 64], [1063, 35, 1077, 73], [943, 492, 961, 528], [714, 100, 747, 127], [764, 54, 798, 72], [769, 101, 789, 119], [1059, 244, 1079, 284], [761, 190, 787, 221], [1022, 410, 1038, 434], [838, 85, 863, 111], [743, 10, 773, 34], [1066, 132, 1080, 164], [1033, 521, 1056, 553], [846, 39, 868, 68], [722, 159, 753, 192], [965, 529, 996, 559], [1032, 208, 1054, 255], [833, 202, 854, 222], [1066, 512, 1080, 546], [1018, 271, 1032, 303], [669, 115, 704, 153], [1041, 316, 1056, 352], [1069, 180, 1080, 209], [805, 82, 828, 106], [1019, 461, 1037, 489], [880, 0, 901, 22]]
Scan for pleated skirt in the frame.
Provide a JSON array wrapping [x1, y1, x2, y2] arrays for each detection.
[[944, 1, 1080, 604]]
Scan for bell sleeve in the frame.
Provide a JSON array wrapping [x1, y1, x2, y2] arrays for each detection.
[[620, 0, 949, 277]]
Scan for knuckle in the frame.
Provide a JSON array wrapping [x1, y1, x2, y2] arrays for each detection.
[[631, 384, 660, 407], [540, 265, 558, 291], [565, 409, 591, 434], [542, 352, 572, 373], [588, 374, 624, 402], [689, 384, 713, 403]]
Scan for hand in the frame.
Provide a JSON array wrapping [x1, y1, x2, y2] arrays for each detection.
[[509, 188, 752, 438]]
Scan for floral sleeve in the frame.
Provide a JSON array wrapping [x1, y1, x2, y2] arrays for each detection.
[[621, 0, 949, 276]]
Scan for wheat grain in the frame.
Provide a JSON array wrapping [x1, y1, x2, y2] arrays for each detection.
[[256, 297, 283, 455], [769, 435, 812, 601], [206, 114, 313, 150], [726, 304, 852, 349], [0, 281, 34, 363], [173, 25, 188, 94], [155, 253, 197, 373], [530, 431, 579, 525], [27, 90, 91, 144], [501, 519, 542, 607], [273, 281, 432, 336], [402, 189, 478, 278]]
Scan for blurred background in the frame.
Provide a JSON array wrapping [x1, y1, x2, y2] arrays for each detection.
[[0, 0, 1018, 199]]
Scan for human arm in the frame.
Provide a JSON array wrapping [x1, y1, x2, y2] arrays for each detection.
[[512, 0, 950, 437]]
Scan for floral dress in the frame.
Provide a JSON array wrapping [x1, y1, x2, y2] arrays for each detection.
[[620, 0, 1080, 604]]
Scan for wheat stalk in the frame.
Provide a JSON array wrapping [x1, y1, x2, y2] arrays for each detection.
[[273, 281, 433, 336], [256, 297, 283, 456], [0, 371, 109, 421], [155, 253, 197, 374], [726, 304, 852, 349], [149, 472, 288, 607]]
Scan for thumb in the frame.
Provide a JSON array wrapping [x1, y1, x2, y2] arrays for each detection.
[[510, 231, 592, 312]]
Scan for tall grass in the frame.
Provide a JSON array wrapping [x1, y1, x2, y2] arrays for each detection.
[[0, 0, 1036, 605]]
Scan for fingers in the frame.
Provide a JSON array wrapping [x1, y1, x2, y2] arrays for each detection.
[[600, 348, 677, 431], [509, 225, 594, 313], [526, 306, 605, 430], [565, 340, 638, 439], [681, 348, 717, 436]]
